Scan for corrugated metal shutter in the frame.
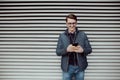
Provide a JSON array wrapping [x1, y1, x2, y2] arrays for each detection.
[[0, 0, 120, 80]]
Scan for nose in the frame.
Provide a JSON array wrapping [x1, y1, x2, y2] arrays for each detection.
[[70, 24, 74, 27]]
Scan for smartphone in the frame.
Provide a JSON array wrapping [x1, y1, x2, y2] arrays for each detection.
[[72, 43, 78, 46]]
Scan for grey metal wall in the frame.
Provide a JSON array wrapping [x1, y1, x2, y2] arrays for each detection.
[[0, 0, 120, 80]]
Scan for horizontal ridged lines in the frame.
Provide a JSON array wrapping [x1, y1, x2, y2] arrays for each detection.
[[0, 1, 120, 80]]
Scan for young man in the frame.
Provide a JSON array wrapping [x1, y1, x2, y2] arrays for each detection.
[[56, 13, 92, 80]]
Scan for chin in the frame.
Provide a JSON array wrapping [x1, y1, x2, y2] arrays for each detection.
[[71, 29, 75, 31]]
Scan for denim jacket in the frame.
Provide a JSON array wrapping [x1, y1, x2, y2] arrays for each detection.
[[56, 28, 92, 72]]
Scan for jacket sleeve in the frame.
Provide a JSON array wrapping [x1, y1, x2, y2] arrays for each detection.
[[56, 34, 68, 56], [83, 33, 92, 56]]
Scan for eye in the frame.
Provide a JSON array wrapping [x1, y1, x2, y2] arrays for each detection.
[[67, 22, 76, 25]]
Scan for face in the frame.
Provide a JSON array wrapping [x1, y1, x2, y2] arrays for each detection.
[[66, 18, 77, 33]]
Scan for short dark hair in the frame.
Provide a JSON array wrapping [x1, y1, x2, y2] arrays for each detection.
[[66, 13, 77, 22]]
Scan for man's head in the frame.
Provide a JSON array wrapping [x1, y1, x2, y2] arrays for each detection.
[[66, 13, 77, 33]]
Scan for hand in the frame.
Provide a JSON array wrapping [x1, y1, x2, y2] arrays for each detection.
[[67, 44, 76, 52], [67, 44, 84, 53], [74, 45, 84, 53]]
